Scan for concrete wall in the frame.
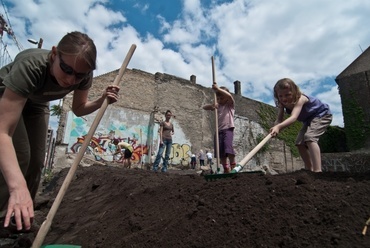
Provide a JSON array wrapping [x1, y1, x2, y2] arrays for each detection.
[[56, 68, 304, 173]]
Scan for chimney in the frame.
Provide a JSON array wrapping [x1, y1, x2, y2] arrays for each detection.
[[154, 72, 162, 81], [234, 80, 241, 95], [190, 75, 196, 84]]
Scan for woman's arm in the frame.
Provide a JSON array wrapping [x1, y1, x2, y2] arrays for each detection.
[[0, 88, 34, 231], [72, 85, 120, 117]]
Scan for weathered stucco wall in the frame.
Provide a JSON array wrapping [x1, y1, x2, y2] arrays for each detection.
[[57, 68, 304, 173]]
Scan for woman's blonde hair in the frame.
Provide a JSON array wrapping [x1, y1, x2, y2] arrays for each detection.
[[56, 31, 97, 70], [273, 78, 301, 106]]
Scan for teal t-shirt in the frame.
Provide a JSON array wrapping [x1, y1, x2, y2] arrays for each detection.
[[0, 48, 92, 103]]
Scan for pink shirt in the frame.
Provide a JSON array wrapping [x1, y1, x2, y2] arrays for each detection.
[[217, 102, 235, 130]]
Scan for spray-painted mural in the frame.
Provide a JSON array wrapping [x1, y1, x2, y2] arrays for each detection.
[[70, 131, 148, 163], [170, 143, 191, 165], [322, 155, 370, 172], [64, 107, 193, 165]]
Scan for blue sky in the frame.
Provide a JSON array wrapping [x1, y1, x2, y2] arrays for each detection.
[[1, 0, 370, 129], [108, 1, 183, 38]]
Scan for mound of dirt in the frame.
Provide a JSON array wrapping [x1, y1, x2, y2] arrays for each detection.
[[3, 165, 370, 247]]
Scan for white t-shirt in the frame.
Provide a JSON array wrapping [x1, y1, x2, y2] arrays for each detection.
[[206, 152, 213, 159]]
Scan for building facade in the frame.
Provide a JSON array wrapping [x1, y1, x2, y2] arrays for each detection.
[[56, 68, 304, 173], [335, 46, 370, 151]]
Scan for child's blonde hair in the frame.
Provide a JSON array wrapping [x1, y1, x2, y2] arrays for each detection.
[[273, 78, 301, 106]]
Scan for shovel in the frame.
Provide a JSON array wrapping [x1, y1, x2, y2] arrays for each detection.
[[204, 133, 272, 181], [32, 44, 137, 248]]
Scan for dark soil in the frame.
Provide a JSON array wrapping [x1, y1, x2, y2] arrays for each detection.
[[2, 165, 370, 247]]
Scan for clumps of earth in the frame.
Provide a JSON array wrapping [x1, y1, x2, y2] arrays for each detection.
[[1, 164, 370, 247]]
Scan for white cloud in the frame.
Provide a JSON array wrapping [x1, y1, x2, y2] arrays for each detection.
[[133, 3, 149, 14], [316, 86, 343, 127], [3, 0, 370, 128]]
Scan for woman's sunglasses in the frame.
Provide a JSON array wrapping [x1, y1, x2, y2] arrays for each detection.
[[59, 54, 90, 80]]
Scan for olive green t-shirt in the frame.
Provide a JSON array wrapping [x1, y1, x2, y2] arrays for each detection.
[[0, 48, 92, 103]]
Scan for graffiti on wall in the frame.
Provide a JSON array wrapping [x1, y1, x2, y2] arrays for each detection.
[[169, 143, 191, 165], [69, 131, 193, 165], [322, 155, 370, 172], [322, 158, 347, 172], [70, 130, 148, 163], [65, 108, 193, 165]]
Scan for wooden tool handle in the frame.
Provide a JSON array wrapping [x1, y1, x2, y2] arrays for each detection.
[[238, 133, 272, 167], [362, 226, 367, 236], [362, 217, 370, 236], [211, 56, 216, 85], [211, 56, 220, 173], [32, 44, 136, 248]]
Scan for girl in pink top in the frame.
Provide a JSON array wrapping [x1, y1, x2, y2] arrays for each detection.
[[203, 84, 236, 173]]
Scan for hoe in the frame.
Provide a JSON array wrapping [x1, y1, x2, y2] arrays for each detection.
[[204, 133, 272, 181]]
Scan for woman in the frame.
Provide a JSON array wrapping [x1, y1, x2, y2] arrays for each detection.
[[0, 31, 120, 231], [152, 110, 174, 172]]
